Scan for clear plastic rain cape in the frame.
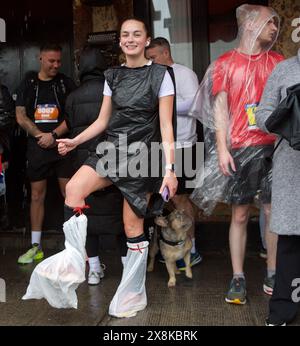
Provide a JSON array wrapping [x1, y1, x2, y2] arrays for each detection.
[[190, 5, 284, 214]]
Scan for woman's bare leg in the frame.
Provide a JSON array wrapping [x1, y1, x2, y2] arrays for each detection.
[[109, 194, 151, 318], [122, 198, 145, 238], [65, 165, 112, 208]]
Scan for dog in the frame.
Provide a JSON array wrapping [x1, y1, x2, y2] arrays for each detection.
[[147, 209, 193, 287]]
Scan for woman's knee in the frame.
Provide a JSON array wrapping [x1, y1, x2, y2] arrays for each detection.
[[65, 178, 85, 203], [123, 218, 144, 238]]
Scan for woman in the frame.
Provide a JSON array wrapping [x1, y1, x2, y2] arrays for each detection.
[[23, 18, 177, 318]]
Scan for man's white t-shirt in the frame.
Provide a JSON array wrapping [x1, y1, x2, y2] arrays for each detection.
[[172, 63, 199, 149]]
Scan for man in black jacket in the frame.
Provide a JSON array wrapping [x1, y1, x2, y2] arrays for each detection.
[[65, 46, 124, 285]]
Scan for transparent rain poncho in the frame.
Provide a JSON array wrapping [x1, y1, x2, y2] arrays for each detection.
[[190, 4, 284, 214]]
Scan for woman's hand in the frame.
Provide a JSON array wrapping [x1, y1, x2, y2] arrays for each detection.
[[56, 138, 78, 156], [159, 170, 178, 199]]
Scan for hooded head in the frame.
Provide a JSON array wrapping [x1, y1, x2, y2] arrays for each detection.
[[78, 46, 107, 81], [236, 4, 280, 54]]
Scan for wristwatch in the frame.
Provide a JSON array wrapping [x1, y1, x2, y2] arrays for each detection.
[[165, 163, 175, 173], [51, 131, 58, 140]]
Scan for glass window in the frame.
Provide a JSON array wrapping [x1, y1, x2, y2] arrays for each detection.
[[150, 0, 193, 69]]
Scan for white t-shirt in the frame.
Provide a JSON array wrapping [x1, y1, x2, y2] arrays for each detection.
[[172, 63, 199, 149], [103, 61, 175, 98]]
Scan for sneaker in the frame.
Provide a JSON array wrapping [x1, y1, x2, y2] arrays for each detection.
[[259, 247, 267, 259], [265, 318, 286, 326], [88, 271, 101, 285], [88, 264, 106, 286], [17, 244, 44, 264], [263, 275, 275, 296], [176, 251, 203, 271], [225, 277, 247, 305]]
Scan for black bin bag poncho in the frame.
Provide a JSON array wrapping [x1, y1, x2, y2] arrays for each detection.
[[91, 63, 176, 217], [189, 4, 284, 215]]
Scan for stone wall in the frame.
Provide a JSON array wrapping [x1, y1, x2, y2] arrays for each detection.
[[72, 0, 133, 76], [93, 0, 133, 32], [270, 0, 300, 58], [73, 0, 93, 64]]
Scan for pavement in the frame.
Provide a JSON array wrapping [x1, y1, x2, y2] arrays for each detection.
[[1, 241, 299, 326]]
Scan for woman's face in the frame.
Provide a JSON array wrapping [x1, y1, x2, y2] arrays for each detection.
[[120, 20, 149, 58]]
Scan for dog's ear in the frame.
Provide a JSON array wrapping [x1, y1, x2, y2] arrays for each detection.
[[154, 216, 169, 228]]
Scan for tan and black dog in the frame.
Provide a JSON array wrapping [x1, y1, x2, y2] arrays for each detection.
[[147, 209, 193, 287]]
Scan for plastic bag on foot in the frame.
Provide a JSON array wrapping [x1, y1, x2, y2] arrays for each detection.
[[22, 214, 87, 309], [109, 241, 149, 318]]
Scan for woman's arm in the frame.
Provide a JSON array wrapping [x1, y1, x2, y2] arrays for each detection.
[[159, 95, 178, 198], [57, 95, 112, 155]]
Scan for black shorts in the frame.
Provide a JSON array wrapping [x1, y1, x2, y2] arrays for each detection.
[[175, 144, 197, 195], [27, 155, 75, 182], [225, 145, 273, 205]]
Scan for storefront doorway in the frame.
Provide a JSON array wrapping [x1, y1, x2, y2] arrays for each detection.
[[134, 0, 268, 80]]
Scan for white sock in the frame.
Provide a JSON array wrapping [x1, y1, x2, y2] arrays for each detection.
[[31, 231, 42, 246], [88, 256, 101, 273], [191, 238, 196, 253]]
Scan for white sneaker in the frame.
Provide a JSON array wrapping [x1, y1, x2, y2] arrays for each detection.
[[99, 263, 106, 279], [88, 271, 101, 285], [88, 264, 106, 286]]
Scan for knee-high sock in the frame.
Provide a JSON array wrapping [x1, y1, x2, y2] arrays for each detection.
[[64, 204, 75, 221]]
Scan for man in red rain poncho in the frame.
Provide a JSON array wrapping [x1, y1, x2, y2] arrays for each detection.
[[190, 4, 284, 305]]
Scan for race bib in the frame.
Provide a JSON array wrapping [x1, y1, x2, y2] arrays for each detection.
[[34, 104, 59, 123], [245, 103, 258, 129]]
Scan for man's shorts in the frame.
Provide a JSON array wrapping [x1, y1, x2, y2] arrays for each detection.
[[225, 145, 273, 205], [27, 155, 75, 182], [175, 144, 197, 195]]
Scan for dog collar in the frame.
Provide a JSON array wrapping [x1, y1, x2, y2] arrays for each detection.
[[160, 234, 185, 247]]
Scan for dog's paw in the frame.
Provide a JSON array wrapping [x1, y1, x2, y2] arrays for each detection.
[[185, 268, 193, 279], [168, 280, 176, 288], [147, 265, 154, 272], [185, 273, 193, 280]]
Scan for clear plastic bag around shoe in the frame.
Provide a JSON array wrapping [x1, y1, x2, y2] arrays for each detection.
[[109, 241, 149, 318], [22, 214, 87, 309]]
